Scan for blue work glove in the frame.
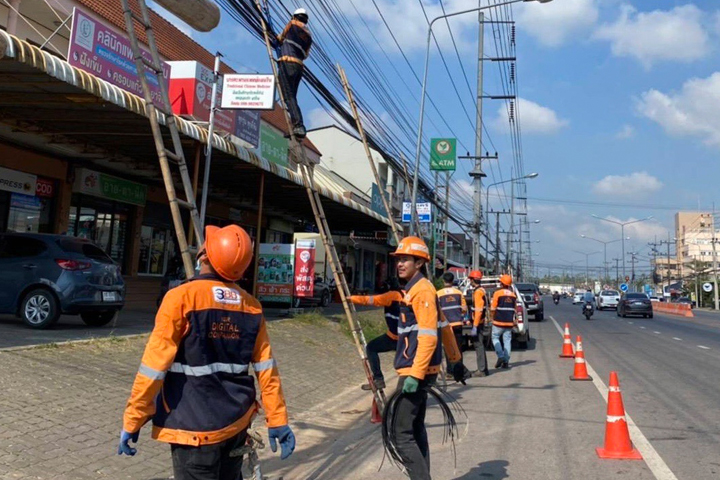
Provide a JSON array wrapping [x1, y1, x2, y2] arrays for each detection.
[[402, 376, 420, 394], [470, 326, 478, 337], [117, 430, 139, 456], [268, 425, 296, 460]]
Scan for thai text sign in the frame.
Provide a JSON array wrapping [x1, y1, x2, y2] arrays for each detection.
[[294, 239, 316, 298], [429, 138, 456, 171], [371, 183, 388, 217], [68, 8, 170, 109], [221, 74, 276, 110], [261, 124, 289, 167], [402, 202, 431, 223], [257, 244, 294, 303], [74, 168, 147, 206], [234, 110, 261, 148]]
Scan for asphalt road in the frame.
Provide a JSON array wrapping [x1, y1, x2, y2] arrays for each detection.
[[549, 298, 720, 480]]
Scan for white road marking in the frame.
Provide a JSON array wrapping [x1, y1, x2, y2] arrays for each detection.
[[698, 345, 711, 350], [628, 321, 634, 324], [550, 316, 679, 480], [653, 331, 661, 334], [640, 326, 646, 329], [672, 337, 682, 341]]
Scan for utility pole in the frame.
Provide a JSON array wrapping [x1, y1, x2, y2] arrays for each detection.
[[507, 167, 515, 271], [627, 252, 638, 292], [648, 236, 659, 292], [474, 11, 485, 271], [712, 204, 719, 309], [613, 258, 621, 286], [443, 172, 449, 270]]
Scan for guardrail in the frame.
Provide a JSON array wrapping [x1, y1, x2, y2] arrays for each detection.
[[653, 302, 694, 318]]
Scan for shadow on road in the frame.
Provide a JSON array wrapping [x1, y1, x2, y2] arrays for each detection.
[[453, 459, 509, 479]]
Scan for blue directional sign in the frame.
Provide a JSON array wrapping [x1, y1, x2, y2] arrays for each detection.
[[620, 283, 628, 292]]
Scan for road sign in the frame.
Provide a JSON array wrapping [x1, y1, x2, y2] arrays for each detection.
[[402, 202, 411, 223], [703, 282, 713, 293], [620, 283, 628, 292], [429, 138, 456, 171], [401, 202, 432, 223]]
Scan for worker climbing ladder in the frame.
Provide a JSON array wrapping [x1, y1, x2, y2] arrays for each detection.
[[120, 0, 204, 280], [253, 0, 386, 409]]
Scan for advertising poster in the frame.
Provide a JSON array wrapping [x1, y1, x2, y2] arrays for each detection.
[[221, 74, 276, 110], [293, 239, 316, 298], [68, 8, 171, 108], [256, 243, 294, 303]]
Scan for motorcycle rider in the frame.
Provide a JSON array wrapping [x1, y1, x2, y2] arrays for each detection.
[[552, 291, 560, 304], [582, 289, 595, 316]]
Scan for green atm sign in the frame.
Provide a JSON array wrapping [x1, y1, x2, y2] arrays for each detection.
[[430, 138, 456, 171]]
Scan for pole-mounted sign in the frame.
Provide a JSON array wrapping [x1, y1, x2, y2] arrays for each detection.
[[430, 138, 456, 171]]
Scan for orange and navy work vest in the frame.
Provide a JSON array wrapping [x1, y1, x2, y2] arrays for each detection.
[[123, 274, 287, 446], [471, 286, 488, 327], [277, 19, 312, 64], [492, 288, 517, 328], [395, 273, 442, 379], [349, 291, 402, 340], [437, 287, 465, 327]]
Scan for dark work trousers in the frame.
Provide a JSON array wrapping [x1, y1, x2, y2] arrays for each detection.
[[367, 333, 397, 381], [171, 430, 247, 480], [447, 325, 463, 370], [278, 61, 304, 129], [474, 327, 488, 373], [394, 376, 436, 480]]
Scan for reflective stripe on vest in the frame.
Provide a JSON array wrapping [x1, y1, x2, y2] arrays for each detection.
[[394, 274, 442, 373]]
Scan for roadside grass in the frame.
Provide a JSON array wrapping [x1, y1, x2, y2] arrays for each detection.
[[287, 307, 387, 342]]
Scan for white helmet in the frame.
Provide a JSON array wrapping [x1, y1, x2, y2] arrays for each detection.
[[293, 8, 307, 16]]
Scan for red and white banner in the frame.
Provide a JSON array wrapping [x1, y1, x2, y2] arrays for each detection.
[[293, 239, 316, 298]]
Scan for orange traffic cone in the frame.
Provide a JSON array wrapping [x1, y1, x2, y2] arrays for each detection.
[[559, 323, 575, 358], [370, 398, 382, 424], [569, 336, 592, 381], [596, 372, 642, 460]]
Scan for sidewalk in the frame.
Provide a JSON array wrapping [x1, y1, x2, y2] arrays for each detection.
[[0, 309, 392, 480]]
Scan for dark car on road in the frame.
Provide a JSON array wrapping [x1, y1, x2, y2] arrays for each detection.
[[617, 292, 653, 318], [516, 283, 544, 321], [292, 276, 334, 308], [0, 233, 125, 329]]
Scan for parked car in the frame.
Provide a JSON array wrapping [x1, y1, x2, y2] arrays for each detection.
[[0, 233, 125, 329], [673, 296, 695, 309], [292, 276, 334, 308], [572, 292, 584, 305], [617, 292, 653, 318], [649, 296, 660, 302], [596, 289, 620, 310], [516, 283, 544, 321]]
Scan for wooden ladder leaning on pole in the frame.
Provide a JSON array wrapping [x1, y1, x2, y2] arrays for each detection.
[[253, 0, 387, 408]]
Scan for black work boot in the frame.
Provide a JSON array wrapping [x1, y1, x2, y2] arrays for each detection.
[[495, 358, 504, 369], [361, 378, 385, 391]]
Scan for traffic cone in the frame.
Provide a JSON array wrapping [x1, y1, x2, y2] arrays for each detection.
[[569, 336, 592, 381], [596, 372, 642, 460], [559, 323, 575, 358], [370, 398, 382, 424]]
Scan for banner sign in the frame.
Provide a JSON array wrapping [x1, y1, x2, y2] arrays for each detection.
[[260, 124, 289, 167], [74, 168, 147, 206], [234, 110, 262, 148], [429, 138, 456, 171], [221, 74, 276, 110], [35, 178, 55, 198], [371, 183, 388, 217], [10, 193, 42, 210], [0, 166, 36, 196], [401, 201, 432, 223], [293, 239, 316, 298], [68, 8, 170, 108], [402, 202, 412, 223], [257, 243, 294, 303]]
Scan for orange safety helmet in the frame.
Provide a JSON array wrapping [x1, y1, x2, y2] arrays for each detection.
[[468, 270, 483, 280], [201, 225, 253, 281], [391, 236, 430, 261], [499, 274, 513, 287]]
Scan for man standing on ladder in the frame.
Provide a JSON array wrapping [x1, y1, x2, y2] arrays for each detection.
[[118, 225, 295, 479], [275, 8, 312, 139]]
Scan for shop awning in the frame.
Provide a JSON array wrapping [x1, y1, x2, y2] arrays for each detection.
[[0, 32, 392, 232]]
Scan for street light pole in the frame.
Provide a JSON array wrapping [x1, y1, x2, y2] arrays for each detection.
[[592, 215, 653, 279], [410, 0, 553, 234], [573, 250, 600, 288], [580, 235, 629, 284]]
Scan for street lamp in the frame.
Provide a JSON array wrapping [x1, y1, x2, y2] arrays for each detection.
[[573, 250, 600, 287], [591, 215, 653, 280], [580, 234, 630, 283], [410, 0, 552, 232]]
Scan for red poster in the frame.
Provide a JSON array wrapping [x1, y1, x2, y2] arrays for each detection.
[[36, 178, 54, 197], [294, 239, 316, 297]]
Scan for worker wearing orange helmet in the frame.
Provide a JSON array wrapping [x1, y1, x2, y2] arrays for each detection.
[[490, 273, 518, 369], [119, 225, 295, 478], [390, 235, 442, 480], [468, 269, 489, 377]]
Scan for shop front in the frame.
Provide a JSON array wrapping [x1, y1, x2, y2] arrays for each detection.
[[0, 166, 57, 234]]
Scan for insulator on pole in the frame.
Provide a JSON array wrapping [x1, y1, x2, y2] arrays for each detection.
[[153, 0, 221, 32], [509, 100, 515, 122], [510, 63, 515, 83], [511, 25, 516, 45]]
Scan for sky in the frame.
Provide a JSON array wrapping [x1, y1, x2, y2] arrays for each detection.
[[149, 0, 720, 277]]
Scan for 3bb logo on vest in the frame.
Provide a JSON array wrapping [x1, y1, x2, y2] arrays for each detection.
[[212, 286, 242, 304]]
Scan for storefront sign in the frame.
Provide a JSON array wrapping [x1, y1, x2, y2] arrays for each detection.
[[401, 201, 431, 223], [429, 138, 456, 171], [221, 74, 276, 110], [74, 168, 147, 206], [257, 243, 294, 303], [0, 167, 36, 195], [68, 8, 171, 108], [10, 193, 42, 210], [294, 239, 316, 298], [371, 183, 388, 217], [261, 124, 289, 167], [234, 110, 261, 148], [35, 178, 55, 198]]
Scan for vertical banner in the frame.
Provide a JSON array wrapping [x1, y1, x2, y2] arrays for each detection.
[[256, 244, 295, 303], [293, 239, 316, 297], [429, 138, 457, 171]]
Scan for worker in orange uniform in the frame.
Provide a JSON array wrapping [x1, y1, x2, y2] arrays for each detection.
[[468, 270, 490, 377], [350, 278, 403, 391], [490, 274, 518, 369], [436, 272, 469, 374], [118, 225, 295, 480], [390, 236, 442, 480]]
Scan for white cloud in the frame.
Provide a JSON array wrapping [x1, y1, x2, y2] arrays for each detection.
[[592, 172, 663, 198], [616, 124, 635, 139], [493, 98, 568, 134], [636, 72, 720, 147], [306, 107, 352, 131], [516, 0, 599, 47], [593, 4, 710, 68]]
